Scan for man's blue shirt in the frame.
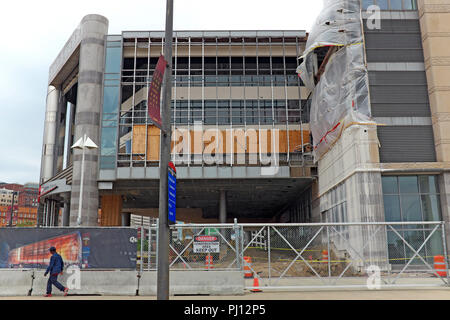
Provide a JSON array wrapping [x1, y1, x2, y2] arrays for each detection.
[[46, 253, 64, 275]]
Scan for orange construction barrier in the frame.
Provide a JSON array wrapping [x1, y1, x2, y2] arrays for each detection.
[[243, 256, 253, 278], [434, 255, 447, 277], [322, 250, 329, 264], [205, 254, 214, 270], [250, 276, 262, 292]]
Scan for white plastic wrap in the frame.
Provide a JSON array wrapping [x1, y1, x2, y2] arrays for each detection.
[[297, 0, 375, 160]]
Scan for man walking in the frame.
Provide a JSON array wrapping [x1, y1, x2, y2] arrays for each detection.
[[44, 247, 69, 297]]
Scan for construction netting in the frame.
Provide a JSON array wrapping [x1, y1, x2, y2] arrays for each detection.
[[297, 0, 376, 161]]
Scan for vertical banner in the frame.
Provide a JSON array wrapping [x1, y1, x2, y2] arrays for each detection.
[[168, 161, 177, 224], [147, 55, 168, 129]]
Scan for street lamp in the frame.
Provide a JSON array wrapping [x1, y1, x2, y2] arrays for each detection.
[[71, 134, 98, 226]]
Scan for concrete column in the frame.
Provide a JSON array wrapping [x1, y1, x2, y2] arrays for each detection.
[[121, 212, 131, 227], [70, 15, 109, 226], [418, 0, 450, 255], [65, 102, 76, 167], [62, 200, 70, 226], [40, 86, 60, 184], [219, 190, 227, 223]]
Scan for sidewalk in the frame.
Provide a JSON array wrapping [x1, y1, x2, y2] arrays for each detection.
[[2, 288, 450, 300]]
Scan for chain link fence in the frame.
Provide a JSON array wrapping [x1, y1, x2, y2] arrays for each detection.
[[136, 221, 450, 289]]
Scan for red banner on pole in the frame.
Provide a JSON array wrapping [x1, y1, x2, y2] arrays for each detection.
[[147, 55, 167, 129]]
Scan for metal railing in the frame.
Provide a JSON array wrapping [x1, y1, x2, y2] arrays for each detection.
[[137, 221, 450, 289]]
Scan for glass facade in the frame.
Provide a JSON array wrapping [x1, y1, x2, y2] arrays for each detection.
[[382, 175, 443, 265], [362, 0, 417, 10], [100, 37, 122, 169]]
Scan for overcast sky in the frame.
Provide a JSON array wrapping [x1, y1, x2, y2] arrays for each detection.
[[0, 0, 323, 185]]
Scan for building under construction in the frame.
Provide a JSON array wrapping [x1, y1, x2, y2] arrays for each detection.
[[38, 16, 313, 227], [38, 0, 450, 266]]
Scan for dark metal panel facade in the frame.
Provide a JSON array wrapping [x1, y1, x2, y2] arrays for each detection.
[[369, 71, 431, 117], [363, 19, 424, 62], [377, 126, 436, 163]]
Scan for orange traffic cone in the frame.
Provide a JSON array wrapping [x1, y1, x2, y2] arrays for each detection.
[[250, 276, 262, 292]]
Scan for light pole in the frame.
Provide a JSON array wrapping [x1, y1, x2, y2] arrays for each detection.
[[71, 134, 98, 226], [157, 0, 174, 301]]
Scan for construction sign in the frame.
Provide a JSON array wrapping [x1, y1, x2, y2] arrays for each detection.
[[193, 235, 220, 253]]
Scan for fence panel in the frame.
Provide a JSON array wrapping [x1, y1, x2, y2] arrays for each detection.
[[143, 223, 242, 271], [136, 221, 449, 289], [238, 222, 449, 289]]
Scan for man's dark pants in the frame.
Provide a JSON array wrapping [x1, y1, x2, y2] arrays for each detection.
[[47, 273, 65, 294]]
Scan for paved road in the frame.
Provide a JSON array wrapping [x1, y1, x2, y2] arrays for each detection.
[[2, 288, 450, 300]]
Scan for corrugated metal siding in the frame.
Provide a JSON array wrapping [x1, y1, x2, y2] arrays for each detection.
[[363, 19, 424, 62], [369, 71, 431, 117], [377, 126, 436, 163]]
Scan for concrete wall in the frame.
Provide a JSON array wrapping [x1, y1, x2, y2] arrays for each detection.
[[0, 270, 244, 296], [317, 125, 389, 270], [0, 270, 34, 296]]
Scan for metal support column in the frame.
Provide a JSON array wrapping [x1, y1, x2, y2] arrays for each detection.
[[157, 0, 174, 301], [220, 190, 227, 224]]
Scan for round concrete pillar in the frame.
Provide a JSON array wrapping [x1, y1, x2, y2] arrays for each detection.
[[70, 15, 109, 226], [40, 86, 60, 184]]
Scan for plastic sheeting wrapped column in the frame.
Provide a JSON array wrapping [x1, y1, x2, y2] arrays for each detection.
[[297, 0, 375, 160]]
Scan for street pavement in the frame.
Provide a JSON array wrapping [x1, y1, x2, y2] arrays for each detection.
[[2, 288, 450, 300]]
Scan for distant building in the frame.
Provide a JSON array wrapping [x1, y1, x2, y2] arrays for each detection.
[[0, 183, 39, 227], [0, 189, 18, 207], [2, 183, 39, 208]]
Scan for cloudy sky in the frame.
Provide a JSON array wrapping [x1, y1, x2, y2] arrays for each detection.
[[0, 0, 323, 185]]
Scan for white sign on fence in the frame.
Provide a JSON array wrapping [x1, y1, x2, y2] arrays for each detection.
[[193, 235, 220, 253]]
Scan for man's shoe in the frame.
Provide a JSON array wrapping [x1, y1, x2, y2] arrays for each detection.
[[43, 294, 52, 297], [63, 288, 69, 296]]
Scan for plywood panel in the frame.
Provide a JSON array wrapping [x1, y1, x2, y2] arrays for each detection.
[[289, 130, 309, 152], [147, 125, 160, 161], [132, 125, 310, 160], [279, 130, 288, 153], [132, 125, 147, 154], [100, 195, 122, 227]]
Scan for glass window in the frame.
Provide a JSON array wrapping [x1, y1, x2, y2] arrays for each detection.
[[400, 195, 422, 221], [105, 47, 122, 74], [362, 0, 374, 9], [377, 0, 389, 10], [384, 195, 401, 221], [382, 176, 398, 194], [101, 127, 117, 156], [419, 175, 438, 194], [382, 175, 442, 265], [403, 0, 417, 10], [398, 176, 419, 194], [421, 195, 441, 221], [100, 156, 116, 169], [103, 86, 120, 113], [390, 0, 403, 10]]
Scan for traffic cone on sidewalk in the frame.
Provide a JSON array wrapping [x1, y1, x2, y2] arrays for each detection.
[[250, 276, 262, 293]]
